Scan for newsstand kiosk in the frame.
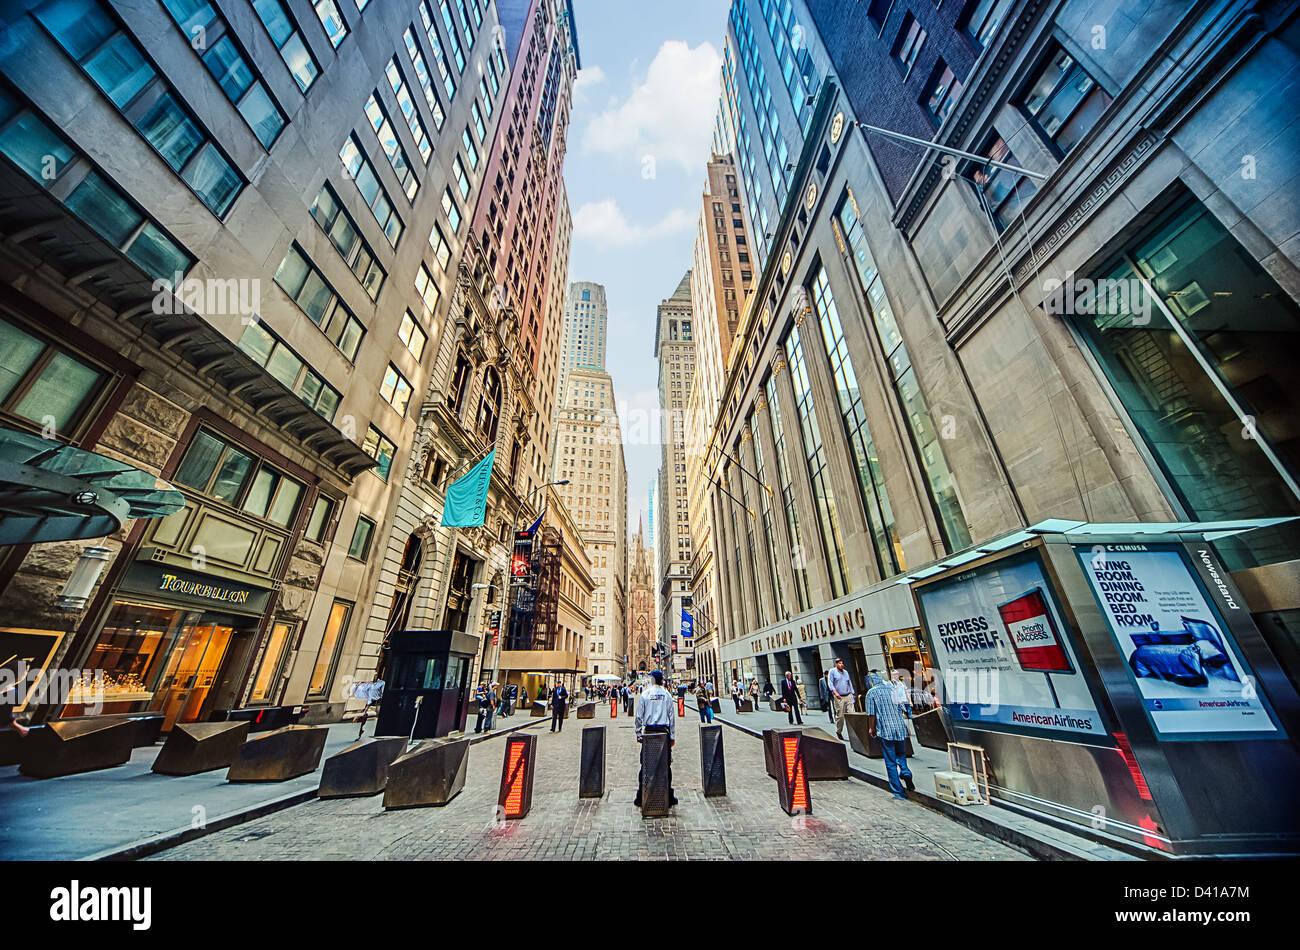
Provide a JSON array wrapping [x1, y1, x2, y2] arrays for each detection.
[[908, 520, 1300, 857]]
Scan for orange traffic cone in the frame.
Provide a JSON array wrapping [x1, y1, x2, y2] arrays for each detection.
[[677, 696, 685, 717], [611, 699, 618, 719]]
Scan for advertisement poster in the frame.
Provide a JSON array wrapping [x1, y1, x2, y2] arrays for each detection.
[[1076, 546, 1277, 738], [916, 553, 1106, 740]]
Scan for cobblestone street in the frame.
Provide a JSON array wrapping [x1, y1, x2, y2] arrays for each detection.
[[152, 715, 1030, 861]]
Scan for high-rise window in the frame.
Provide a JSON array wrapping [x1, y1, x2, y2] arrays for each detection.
[[967, 135, 1036, 232], [764, 374, 811, 611], [34, 0, 243, 215], [158, 0, 286, 148], [0, 315, 106, 434], [380, 364, 413, 416], [961, 0, 1011, 49], [252, 0, 320, 93], [785, 326, 852, 598], [750, 410, 789, 621], [236, 321, 341, 421], [0, 87, 193, 282], [892, 13, 927, 76], [308, 181, 386, 299], [384, 59, 432, 164], [837, 194, 970, 553], [398, 311, 428, 361], [402, 28, 446, 130], [273, 245, 365, 360], [810, 266, 906, 576], [311, 1, 348, 48], [1020, 45, 1112, 157], [364, 93, 418, 200], [922, 59, 962, 127], [420, 2, 457, 97], [1074, 196, 1300, 571], [339, 134, 403, 246], [361, 425, 396, 480]]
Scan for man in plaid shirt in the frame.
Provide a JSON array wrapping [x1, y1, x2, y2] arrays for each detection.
[[865, 672, 914, 801]]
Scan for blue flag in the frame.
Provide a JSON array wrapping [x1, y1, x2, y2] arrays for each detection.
[[680, 608, 694, 640], [522, 507, 546, 536], [441, 449, 495, 527]]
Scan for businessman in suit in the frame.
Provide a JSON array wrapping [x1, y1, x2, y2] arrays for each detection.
[[780, 671, 803, 725]]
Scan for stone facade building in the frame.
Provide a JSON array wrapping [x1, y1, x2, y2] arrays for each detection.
[[0, 0, 509, 727], [654, 273, 696, 672], [709, 0, 1300, 714], [552, 367, 628, 678]]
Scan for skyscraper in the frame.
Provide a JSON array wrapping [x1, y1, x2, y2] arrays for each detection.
[[469, 0, 581, 505], [561, 281, 609, 373], [553, 279, 607, 438], [686, 153, 754, 688], [552, 367, 628, 678], [654, 272, 695, 671], [0, 0, 511, 726]]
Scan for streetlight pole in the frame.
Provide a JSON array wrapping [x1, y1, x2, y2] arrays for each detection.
[[489, 478, 570, 688]]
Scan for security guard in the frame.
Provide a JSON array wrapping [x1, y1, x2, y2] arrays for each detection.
[[633, 669, 677, 808]]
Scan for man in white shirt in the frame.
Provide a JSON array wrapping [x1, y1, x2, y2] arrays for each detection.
[[826, 658, 855, 741], [633, 669, 677, 808]]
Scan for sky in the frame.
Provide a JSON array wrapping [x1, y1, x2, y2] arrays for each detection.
[[563, 0, 732, 541]]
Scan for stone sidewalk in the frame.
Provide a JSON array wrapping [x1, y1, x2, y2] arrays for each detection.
[[1, 713, 542, 860], [149, 706, 1031, 861], [715, 702, 1142, 860]]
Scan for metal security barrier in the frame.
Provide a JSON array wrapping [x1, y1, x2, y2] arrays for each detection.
[[579, 726, 605, 798], [699, 723, 725, 797], [640, 732, 672, 818], [499, 732, 537, 819]]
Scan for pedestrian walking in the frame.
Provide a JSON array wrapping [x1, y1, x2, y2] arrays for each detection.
[[695, 682, 713, 723], [633, 670, 677, 808], [818, 673, 833, 723], [749, 678, 760, 710], [780, 670, 803, 725], [826, 658, 855, 740], [730, 680, 743, 713], [550, 680, 569, 732], [474, 682, 492, 734], [865, 672, 914, 801]]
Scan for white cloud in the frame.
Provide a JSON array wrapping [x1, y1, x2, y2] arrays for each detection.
[[574, 64, 606, 93], [581, 40, 721, 172], [572, 199, 695, 246]]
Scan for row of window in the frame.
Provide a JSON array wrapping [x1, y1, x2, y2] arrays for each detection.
[[0, 84, 194, 283], [34, 0, 245, 216]]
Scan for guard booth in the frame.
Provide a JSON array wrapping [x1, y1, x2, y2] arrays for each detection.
[[376, 630, 476, 740], [907, 520, 1300, 858]]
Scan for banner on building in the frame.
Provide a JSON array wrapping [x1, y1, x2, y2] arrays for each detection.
[[441, 449, 495, 527], [915, 551, 1106, 741], [1076, 545, 1278, 739], [680, 609, 694, 640]]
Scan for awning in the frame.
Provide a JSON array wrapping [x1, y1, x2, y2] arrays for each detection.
[[892, 517, 1298, 586], [0, 427, 184, 544]]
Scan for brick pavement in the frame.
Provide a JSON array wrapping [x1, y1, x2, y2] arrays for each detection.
[[151, 709, 1031, 861]]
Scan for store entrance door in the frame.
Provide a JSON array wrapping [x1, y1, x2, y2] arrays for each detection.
[[151, 613, 254, 730], [847, 642, 869, 712]]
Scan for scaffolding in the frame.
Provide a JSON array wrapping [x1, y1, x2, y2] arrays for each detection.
[[505, 525, 561, 651]]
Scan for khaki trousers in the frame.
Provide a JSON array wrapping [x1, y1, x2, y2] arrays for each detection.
[[832, 694, 854, 737]]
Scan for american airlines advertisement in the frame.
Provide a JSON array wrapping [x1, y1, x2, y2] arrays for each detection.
[[916, 553, 1106, 740], [1077, 545, 1278, 738]]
